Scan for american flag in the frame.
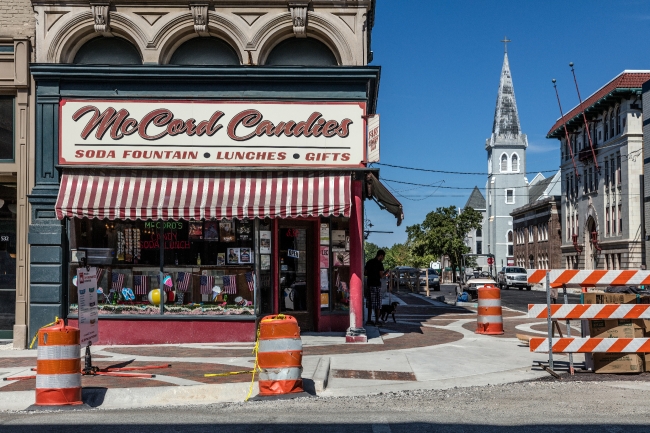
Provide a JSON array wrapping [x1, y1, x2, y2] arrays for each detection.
[[96, 268, 105, 284], [200, 275, 214, 295], [112, 272, 124, 292], [223, 275, 237, 294], [176, 272, 191, 292], [134, 275, 148, 295], [245, 272, 255, 292]]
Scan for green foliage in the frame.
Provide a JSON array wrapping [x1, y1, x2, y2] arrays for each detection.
[[364, 241, 380, 262], [383, 243, 410, 269], [406, 206, 483, 280]]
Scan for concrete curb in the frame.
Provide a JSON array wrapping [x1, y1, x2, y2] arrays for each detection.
[[0, 382, 259, 412], [455, 301, 478, 308], [312, 357, 330, 393]]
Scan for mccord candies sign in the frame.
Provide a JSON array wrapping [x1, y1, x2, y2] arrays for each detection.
[[59, 99, 366, 167]]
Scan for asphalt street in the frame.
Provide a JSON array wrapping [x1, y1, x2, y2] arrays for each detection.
[[437, 284, 581, 312], [1, 381, 649, 432]]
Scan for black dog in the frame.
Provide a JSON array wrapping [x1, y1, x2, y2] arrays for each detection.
[[379, 302, 399, 323]]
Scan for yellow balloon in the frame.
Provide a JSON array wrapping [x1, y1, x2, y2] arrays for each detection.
[[147, 289, 167, 306]]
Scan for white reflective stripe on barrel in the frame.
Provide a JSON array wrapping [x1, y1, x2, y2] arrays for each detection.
[[37, 345, 80, 360], [477, 315, 503, 323], [258, 338, 303, 353], [259, 367, 303, 381], [36, 373, 82, 389], [477, 299, 501, 307]]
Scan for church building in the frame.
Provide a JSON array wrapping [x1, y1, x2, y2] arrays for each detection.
[[484, 48, 529, 269]]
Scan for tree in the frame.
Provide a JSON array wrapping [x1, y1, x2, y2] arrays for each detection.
[[364, 241, 380, 262], [406, 206, 483, 282], [383, 243, 411, 269]]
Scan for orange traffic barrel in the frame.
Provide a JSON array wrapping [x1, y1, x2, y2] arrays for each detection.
[[35, 319, 83, 406], [476, 284, 504, 335], [257, 314, 303, 396]]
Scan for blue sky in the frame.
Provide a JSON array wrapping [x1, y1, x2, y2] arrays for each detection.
[[365, 0, 650, 247]]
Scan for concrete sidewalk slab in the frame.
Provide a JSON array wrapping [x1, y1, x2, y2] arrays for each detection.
[[0, 298, 578, 410]]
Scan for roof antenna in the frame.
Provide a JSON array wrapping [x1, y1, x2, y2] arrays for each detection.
[[569, 62, 600, 172], [552, 79, 580, 180]]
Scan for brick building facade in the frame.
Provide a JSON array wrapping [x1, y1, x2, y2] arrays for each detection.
[[0, 0, 34, 347], [548, 71, 649, 270], [511, 173, 562, 270], [0, 0, 34, 40], [512, 197, 562, 270]]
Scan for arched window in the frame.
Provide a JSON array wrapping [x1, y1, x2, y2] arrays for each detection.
[[604, 112, 609, 141], [476, 228, 482, 237], [511, 153, 519, 172], [169, 37, 239, 65], [500, 154, 508, 172], [265, 38, 338, 66], [507, 230, 513, 243], [73, 37, 141, 65], [616, 106, 621, 134], [610, 109, 615, 137]]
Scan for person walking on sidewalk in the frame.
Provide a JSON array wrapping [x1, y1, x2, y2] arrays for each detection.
[[365, 250, 387, 325]]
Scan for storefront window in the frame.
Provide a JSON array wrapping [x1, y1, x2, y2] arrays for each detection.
[[67, 218, 261, 316], [0, 97, 14, 161], [320, 217, 350, 313]]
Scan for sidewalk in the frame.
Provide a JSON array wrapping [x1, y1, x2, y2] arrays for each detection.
[[0, 290, 574, 411]]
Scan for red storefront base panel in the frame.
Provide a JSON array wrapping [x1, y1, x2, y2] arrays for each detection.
[[318, 314, 349, 333], [67, 318, 256, 345]]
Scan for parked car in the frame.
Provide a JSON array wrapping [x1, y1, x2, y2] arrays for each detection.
[[419, 268, 440, 291], [461, 277, 497, 300], [392, 266, 419, 286], [497, 267, 531, 290]]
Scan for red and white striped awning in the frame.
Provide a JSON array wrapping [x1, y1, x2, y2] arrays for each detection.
[[55, 170, 351, 221]]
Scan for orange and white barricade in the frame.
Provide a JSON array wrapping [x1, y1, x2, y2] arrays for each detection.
[[35, 319, 83, 406], [530, 338, 650, 353], [257, 314, 304, 396], [527, 269, 650, 289], [529, 304, 650, 320], [476, 284, 503, 335], [528, 269, 650, 359]]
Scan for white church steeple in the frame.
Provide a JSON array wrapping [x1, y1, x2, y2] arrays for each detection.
[[486, 52, 527, 149], [483, 43, 529, 269]]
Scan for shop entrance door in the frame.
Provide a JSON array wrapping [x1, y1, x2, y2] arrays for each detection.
[[278, 221, 314, 331]]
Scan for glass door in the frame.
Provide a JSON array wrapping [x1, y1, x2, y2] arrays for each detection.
[[0, 181, 16, 339], [278, 221, 314, 331]]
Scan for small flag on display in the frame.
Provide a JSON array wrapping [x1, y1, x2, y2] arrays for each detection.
[[112, 272, 125, 292], [163, 274, 174, 291], [245, 272, 255, 292], [176, 272, 191, 292], [223, 275, 237, 294], [134, 275, 148, 295], [200, 275, 214, 295], [335, 271, 341, 290], [96, 268, 105, 284]]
